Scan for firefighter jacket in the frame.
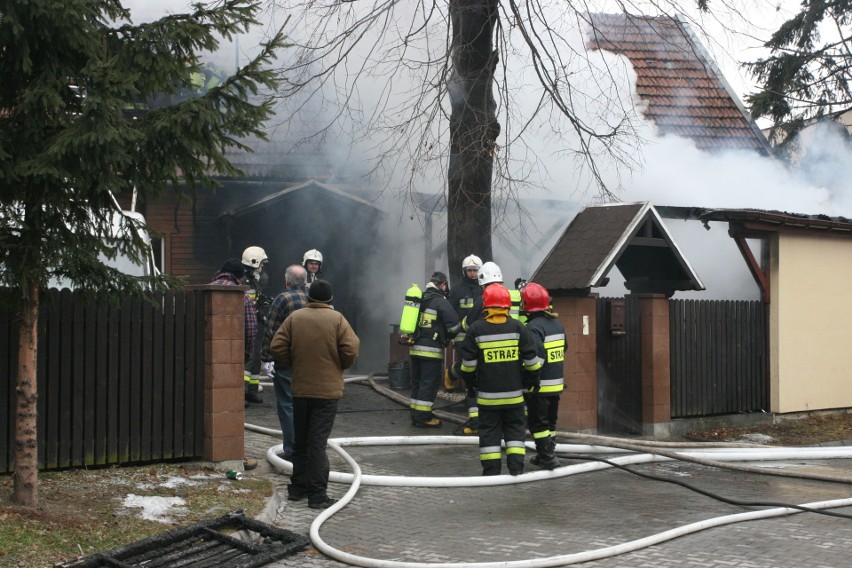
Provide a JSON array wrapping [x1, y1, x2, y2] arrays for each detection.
[[458, 308, 543, 408], [525, 312, 566, 396], [410, 284, 461, 360], [448, 276, 481, 342]]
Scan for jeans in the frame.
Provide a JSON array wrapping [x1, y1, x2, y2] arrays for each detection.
[[272, 366, 295, 456]]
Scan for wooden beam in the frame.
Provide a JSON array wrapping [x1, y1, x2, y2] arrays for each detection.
[[733, 235, 769, 303]]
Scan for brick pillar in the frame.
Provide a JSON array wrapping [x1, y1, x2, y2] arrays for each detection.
[[190, 284, 247, 465], [552, 295, 597, 432], [635, 293, 671, 437]]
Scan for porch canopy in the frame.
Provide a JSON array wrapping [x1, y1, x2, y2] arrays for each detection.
[[530, 202, 704, 297]]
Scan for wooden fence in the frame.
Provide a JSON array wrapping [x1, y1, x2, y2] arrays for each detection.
[[670, 299, 768, 418], [0, 289, 206, 473]]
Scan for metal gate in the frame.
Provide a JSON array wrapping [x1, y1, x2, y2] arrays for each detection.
[[596, 296, 642, 434]]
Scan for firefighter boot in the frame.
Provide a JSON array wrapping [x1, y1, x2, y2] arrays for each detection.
[[442, 369, 456, 392], [245, 373, 263, 404], [533, 437, 560, 470]]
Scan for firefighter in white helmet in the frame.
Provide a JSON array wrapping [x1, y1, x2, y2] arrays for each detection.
[[451, 260, 504, 435], [241, 246, 269, 405], [302, 249, 323, 285], [446, 255, 483, 426]]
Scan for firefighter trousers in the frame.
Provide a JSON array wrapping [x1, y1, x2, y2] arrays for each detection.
[[409, 356, 443, 424], [479, 404, 527, 476]]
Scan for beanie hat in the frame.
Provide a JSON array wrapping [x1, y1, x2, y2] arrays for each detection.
[[308, 279, 334, 303], [219, 258, 245, 279]]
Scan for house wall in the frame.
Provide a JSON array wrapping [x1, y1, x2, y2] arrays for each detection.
[[770, 233, 852, 413]]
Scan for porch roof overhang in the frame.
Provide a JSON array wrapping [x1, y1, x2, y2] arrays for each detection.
[[218, 179, 382, 220], [656, 205, 852, 237], [530, 202, 704, 297], [656, 206, 852, 304]]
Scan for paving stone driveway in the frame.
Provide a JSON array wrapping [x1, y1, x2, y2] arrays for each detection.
[[243, 377, 852, 567]]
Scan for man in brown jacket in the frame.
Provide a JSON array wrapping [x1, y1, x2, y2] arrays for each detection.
[[270, 279, 360, 509]]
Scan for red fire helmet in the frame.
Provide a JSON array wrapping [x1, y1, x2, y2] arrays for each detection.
[[482, 284, 511, 308], [520, 282, 550, 312]]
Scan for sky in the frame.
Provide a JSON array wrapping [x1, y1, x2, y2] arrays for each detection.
[[115, 1, 851, 302]]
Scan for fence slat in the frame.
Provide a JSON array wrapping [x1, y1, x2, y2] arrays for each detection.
[[1, 289, 208, 473], [670, 299, 768, 418]]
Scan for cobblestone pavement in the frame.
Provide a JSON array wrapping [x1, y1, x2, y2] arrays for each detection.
[[242, 376, 852, 567]]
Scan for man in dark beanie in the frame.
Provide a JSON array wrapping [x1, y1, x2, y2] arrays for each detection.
[[307, 279, 333, 303], [270, 279, 360, 509]]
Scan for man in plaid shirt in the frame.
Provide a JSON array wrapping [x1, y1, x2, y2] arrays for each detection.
[[262, 264, 309, 459]]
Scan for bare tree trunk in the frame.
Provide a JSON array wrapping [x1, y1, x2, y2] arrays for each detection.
[[14, 281, 39, 507], [447, 0, 499, 273]]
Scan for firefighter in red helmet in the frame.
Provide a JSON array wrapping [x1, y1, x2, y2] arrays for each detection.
[[520, 282, 565, 470], [455, 284, 543, 476]]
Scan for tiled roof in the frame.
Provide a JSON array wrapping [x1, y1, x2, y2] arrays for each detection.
[[587, 13, 772, 155], [530, 202, 704, 295]]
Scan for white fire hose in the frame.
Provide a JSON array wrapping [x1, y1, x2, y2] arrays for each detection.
[[243, 375, 852, 566]]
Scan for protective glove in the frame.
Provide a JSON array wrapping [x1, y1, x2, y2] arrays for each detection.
[[522, 371, 540, 393], [261, 361, 274, 376]]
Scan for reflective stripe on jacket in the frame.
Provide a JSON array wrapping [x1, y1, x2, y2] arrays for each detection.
[[526, 313, 566, 396], [458, 317, 543, 408]]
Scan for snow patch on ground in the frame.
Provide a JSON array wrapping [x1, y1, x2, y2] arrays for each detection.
[[740, 433, 776, 444], [123, 494, 188, 523]]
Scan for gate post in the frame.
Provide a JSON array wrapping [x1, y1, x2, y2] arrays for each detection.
[[553, 295, 597, 431], [194, 284, 247, 467], [636, 293, 671, 438]]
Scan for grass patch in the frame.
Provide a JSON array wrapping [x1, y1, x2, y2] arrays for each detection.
[[687, 412, 852, 445], [0, 464, 272, 567]]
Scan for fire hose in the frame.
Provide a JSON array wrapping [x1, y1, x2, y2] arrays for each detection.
[[244, 374, 852, 566]]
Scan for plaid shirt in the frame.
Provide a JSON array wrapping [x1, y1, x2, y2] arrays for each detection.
[[261, 287, 308, 362], [211, 271, 257, 361]]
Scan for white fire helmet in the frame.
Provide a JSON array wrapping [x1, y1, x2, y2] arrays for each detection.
[[242, 246, 268, 268], [241, 246, 268, 279], [303, 249, 323, 266], [477, 261, 503, 286], [462, 254, 483, 274]]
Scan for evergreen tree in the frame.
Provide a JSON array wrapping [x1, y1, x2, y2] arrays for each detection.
[[0, 0, 284, 506], [746, 1, 852, 145]]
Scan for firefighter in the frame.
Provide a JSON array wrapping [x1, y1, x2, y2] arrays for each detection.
[[521, 282, 565, 470], [462, 260, 504, 330], [241, 246, 269, 404], [456, 284, 543, 476], [446, 255, 482, 400], [302, 249, 323, 285], [454, 260, 504, 434], [409, 271, 460, 427]]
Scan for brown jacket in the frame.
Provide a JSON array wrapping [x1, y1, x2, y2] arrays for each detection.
[[269, 303, 360, 399]]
